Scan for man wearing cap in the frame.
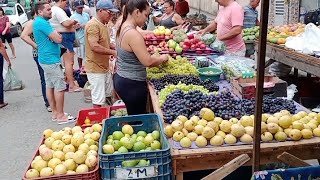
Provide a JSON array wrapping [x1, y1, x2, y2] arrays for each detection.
[[71, 0, 90, 68], [84, 0, 118, 107]]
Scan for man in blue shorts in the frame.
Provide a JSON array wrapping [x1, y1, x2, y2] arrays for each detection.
[[33, 2, 75, 124]]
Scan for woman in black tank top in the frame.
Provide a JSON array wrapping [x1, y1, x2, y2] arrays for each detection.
[[153, 0, 184, 29]]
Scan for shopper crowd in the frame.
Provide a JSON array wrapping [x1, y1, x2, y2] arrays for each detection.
[[1, 0, 263, 123]]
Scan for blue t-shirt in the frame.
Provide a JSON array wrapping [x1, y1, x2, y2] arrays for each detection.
[[70, 12, 90, 44], [33, 16, 61, 64]]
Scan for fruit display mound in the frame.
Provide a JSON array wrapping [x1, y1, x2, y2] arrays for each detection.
[[147, 56, 198, 79], [161, 89, 297, 124], [149, 74, 219, 92]]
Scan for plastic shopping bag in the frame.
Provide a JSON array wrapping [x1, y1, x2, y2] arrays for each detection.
[[147, 15, 155, 31], [4, 67, 23, 91]]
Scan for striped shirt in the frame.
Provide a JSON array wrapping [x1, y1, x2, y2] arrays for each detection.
[[243, 5, 258, 29]]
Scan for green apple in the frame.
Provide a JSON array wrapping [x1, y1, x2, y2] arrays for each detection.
[[175, 45, 183, 54], [122, 160, 139, 167], [102, 144, 114, 154], [137, 159, 150, 167], [151, 130, 160, 140], [150, 140, 161, 150], [111, 140, 122, 150], [120, 137, 134, 150], [133, 141, 146, 152], [137, 131, 147, 137], [131, 134, 137, 141], [112, 131, 124, 140], [168, 40, 177, 49], [143, 135, 154, 147], [136, 136, 144, 142], [118, 146, 128, 153]]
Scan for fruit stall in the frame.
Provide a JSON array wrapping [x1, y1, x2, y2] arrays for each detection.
[[147, 81, 320, 180], [142, 21, 320, 180]]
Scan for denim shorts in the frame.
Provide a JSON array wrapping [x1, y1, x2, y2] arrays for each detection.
[[60, 32, 75, 53], [40, 63, 67, 92]]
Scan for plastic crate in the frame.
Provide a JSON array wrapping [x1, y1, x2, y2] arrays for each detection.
[[109, 105, 127, 117], [22, 137, 100, 180], [76, 107, 110, 129], [98, 114, 172, 180]]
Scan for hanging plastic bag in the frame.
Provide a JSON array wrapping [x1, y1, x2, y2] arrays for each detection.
[[2, 67, 7, 79], [147, 15, 155, 31], [286, 84, 298, 100], [4, 67, 23, 91]]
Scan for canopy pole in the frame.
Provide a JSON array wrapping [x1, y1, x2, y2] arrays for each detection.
[[252, 0, 270, 173]]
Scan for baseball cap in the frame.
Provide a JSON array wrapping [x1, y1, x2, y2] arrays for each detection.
[[96, 0, 119, 12], [73, 0, 84, 8]]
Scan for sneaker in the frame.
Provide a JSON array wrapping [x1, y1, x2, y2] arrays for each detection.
[[46, 106, 52, 112]]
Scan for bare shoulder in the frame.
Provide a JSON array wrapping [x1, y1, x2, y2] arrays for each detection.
[[125, 28, 144, 41]]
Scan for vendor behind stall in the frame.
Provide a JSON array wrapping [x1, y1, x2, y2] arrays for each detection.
[[243, 0, 260, 57], [198, 0, 245, 56], [243, 0, 260, 29], [153, 0, 184, 29]]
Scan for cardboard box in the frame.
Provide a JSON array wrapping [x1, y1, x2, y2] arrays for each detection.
[[231, 76, 287, 99]]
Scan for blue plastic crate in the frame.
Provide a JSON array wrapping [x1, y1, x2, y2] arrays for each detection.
[[98, 114, 172, 180], [253, 166, 320, 180]]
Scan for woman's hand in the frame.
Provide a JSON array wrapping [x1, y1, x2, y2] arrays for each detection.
[[2, 31, 5, 35], [160, 54, 169, 63]]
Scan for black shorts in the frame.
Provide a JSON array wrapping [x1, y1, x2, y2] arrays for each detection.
[[1, 33, 12, 43]]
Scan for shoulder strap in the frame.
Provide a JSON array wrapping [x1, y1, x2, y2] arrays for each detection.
[[118, 25, 135, 47]]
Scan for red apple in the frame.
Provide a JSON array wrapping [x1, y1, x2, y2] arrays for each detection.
[[188, 34, 194, 39], [153, 41, 158, 44], [160, 35, 165, 39], [165, 35, 170, 40], [170, 34, 174, 39], [200, 44, 206, 49], [184, 39, 191, 46], [193, 38, 200, 44], [191, 44, 196, 50]]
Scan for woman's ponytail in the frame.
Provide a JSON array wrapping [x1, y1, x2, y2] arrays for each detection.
[[116, 4, 128, 37]]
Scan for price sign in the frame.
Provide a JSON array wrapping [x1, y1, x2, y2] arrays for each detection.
[[115, 166, 158, 179]]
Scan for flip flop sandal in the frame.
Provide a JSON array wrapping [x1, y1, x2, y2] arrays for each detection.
[[57, 115, 76, 125], [0, 103, 8, 109], [68, 87, 82, 93]]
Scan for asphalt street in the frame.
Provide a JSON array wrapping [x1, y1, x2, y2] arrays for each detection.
[[0, 37, 90, 179]]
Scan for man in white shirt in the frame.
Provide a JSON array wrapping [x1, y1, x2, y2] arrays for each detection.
[[50, 0, 82, 92]]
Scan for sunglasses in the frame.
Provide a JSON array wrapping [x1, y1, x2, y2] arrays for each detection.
[[100, 9, 116, 15]]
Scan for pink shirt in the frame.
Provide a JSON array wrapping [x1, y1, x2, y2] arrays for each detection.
[[215, 1, 245, 52]]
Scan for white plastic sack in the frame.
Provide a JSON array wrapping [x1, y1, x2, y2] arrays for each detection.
[[4, 67, 23, 91], [285, 23, 320, 54], [147, 15, 155, 31], [2, 67, 7, 79]]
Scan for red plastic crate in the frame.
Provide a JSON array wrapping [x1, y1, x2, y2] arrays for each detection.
[[109, 105, 127, 117], [76, 107, 110, 129], [22, 137, 100, 180]]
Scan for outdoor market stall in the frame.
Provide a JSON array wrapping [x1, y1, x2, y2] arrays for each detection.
[[257, 42, 320, 77], [147, 83, 320, 180]]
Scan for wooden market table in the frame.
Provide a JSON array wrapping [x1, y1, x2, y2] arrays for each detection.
[[148, 84, 320, 180], [256, 42, 320, 77]]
